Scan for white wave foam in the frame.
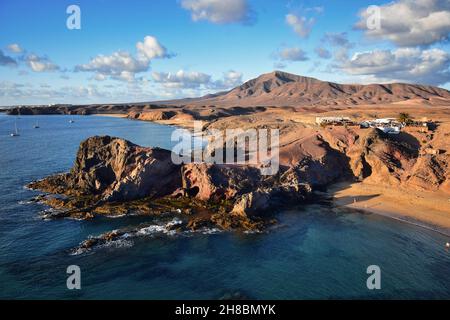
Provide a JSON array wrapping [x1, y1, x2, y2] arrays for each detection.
[[137, 218, 183, 236], [106, 214, 127, 219], [70, 248, 87, 256], [137, 224, 166, 235], [70, 238, 134, 256], [200, 227, 222, 235], [18, 200, 34, 205], [70, 217, 227, 256], [166, 217, 183, 227], [243, 229, 263, 234], [97, 239, 134, 250], [185, 227, 223, 235]]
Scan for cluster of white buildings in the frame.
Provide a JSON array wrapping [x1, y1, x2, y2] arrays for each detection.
[[316, 116, 434, 135], [316, 116, 402, 134], [315, 116, 354, 126], [359, 118, 403, 135]]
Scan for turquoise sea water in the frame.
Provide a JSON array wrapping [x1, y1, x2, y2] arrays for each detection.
[[0, 114, 449, 299]]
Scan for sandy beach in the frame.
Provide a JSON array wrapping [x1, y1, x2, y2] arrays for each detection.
[[328, 182, 450, 236]]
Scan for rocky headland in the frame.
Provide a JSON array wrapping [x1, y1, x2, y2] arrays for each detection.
[[29, 121, 450, 234]]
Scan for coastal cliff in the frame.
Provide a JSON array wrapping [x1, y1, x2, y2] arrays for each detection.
[[28, 123, 449, 232]]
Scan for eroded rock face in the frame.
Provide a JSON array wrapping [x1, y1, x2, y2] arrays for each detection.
[[231, 191, 271, 217], [30, 136, 182, 202], [349, 130, 418, 185], [229, 183, 310, 218], [180, 161, 313, 217], [407, 154, 448, 192], [352, 130, 415, 184], [129, 110, 177, 121], [320, 127, 449, 193], [181, 163, 264, 201]]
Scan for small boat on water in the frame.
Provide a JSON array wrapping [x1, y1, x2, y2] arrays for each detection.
[[69, 119, 75, 123], [33, 120, 40, 129], [10, 119, 20, 137]]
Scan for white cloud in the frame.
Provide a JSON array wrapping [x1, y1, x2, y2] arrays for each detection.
[[25, 54, 59, 72], [338, 48, 450, 86], [0, 82, 102, 100], [136, 36, 172, 60], [320, 32, 354, 63], [75, 36, 171, 82], [152, 70, 212, 88], [276, 47, 309, 61], [181, 0, 254, 24], [93, 73, 107, 81], [322, 32, 353, 48], [286, 13, 315, 38], [356, 0, 450, 46], [1, 45, 61, 73], [152, 69, 243, 90], [6, 43, 23, 53], [0, 50, 17, 67], [0, 81, 156, 105], [306, 6, 324, 14], [76, 52, 148, 78], [212, 70, 243, 89], [0, 81, 29, 98]]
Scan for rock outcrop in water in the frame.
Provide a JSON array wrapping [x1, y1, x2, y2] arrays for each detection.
[[30, 136, 181, 202], [29, 136, 311, 230]]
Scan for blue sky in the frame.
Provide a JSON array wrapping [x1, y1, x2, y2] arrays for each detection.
[[0, 0, 449, 105]]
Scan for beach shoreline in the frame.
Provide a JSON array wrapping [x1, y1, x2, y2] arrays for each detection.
[[328, 181, 450, 236]]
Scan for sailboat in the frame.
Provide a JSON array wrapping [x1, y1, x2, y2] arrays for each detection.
[[10, 118, 20, 137], [33, 120, 40, 129]]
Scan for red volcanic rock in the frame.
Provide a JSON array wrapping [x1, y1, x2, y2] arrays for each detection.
[[181, 163, 264, 201], [231, 190, 271, 217], [407, 154, 448, 192], [30, 136, 182, 202], [129, 110, 177, 121], [350, 129, 417, 185]]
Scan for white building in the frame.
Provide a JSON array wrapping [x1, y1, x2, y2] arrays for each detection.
[[360, 118, 402, 134], [316, 116, 351, 125]]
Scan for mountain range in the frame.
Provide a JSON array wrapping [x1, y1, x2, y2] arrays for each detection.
[[4, 71, 450, 114], [160, 71, 450, 107]]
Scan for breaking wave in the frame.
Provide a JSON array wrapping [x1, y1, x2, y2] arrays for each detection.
[[70, 218, 196, 255]]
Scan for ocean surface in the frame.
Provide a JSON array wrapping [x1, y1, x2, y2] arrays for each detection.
[[0, 114, 449, 299]]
